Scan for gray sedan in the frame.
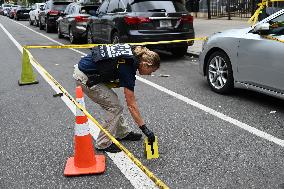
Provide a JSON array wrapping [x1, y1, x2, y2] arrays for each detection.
[[199, 9, 284, 100]]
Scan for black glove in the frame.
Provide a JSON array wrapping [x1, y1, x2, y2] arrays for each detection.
[[140, 125, 155, 143]]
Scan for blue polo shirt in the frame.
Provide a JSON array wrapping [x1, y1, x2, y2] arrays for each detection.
[[78, 53, 138, 91]]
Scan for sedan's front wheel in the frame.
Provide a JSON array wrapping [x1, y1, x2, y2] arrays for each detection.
[[58, 25, 63, 39], [111, 32, 120, 44], [87, 28, 93, 44], [29, 18, 34, 25], [69, 28, 77, 44], [206, 51, 234, 94]]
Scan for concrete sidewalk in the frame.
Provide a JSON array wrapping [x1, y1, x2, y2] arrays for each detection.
[[188, 18, 251, 56]]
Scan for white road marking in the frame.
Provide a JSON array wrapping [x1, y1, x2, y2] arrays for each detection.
[[0, 22, 158, 189], [2, 17, 284, 182], [9, 20, 284, 148]]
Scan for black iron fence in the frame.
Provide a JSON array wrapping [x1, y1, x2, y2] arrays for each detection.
[[186, 0, 260, 19], [186, 0, 284, 20], [209, 0, 256, 19]]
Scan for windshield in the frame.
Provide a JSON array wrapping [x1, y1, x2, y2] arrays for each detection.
[[53, 2, 70, 11], [129, 0, 186, 12], [269, 13, 284, 35]]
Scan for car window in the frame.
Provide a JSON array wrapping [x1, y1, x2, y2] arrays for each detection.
[[269, 14, 284, 35], [65, 4, 71, 14], [118, 0, 127, 12], [70, 5, 76, 14], [53, 2, 71, 11], [46, 2, 50, 10], [107, 0, 119, 13], [98, 0, 109, 14], [129, 0, 186, 12], [80, 5, 99, 15]]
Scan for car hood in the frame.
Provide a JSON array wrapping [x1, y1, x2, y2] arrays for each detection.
[[209, 27, 252, 39]]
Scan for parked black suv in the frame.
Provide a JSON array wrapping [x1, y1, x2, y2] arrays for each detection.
[[39, 0, 72, 33], [57, 2, 99, 43], [87, 0, 195, 57], [14, 6, 31, 20]]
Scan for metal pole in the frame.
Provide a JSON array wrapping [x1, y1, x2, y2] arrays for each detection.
[[207, 0, 211, 19], [251, 0, 256, 16], [228, 0, 232, 20]]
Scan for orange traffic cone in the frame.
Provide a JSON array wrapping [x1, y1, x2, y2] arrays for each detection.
[[64, 86, 106, 176]]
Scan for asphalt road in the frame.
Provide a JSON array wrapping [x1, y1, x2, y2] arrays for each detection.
[[1, 16, 284, 189]]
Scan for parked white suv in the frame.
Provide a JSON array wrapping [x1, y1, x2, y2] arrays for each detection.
[[29, 3, 45, 26]]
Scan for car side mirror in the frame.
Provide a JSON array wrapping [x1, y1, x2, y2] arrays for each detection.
[[253, 23, 270, 35]]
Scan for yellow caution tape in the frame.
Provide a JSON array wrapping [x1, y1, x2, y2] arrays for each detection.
[[249, 0, 284, 26], [248, 0, 267, 26], [262, 35, 284, 43], [24, 37, 207, 49], [24, 47, 170, 189]]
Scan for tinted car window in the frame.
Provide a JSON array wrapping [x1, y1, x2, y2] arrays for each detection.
[[269, 14, 284, 35], [107, 0, 119, 13], [98, 0, 109, 14], [53, 2, 70, 11], [130, 0, 186, 12], [70, 5, 76, 14], [65, 4, 72, 14], [118, 0, 127, 11], [80, 5, 99, 15]]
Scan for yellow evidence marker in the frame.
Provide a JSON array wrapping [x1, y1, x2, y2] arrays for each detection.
[[144, 136, 159, 159]]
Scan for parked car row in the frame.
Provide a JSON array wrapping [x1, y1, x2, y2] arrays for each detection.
[[26, 0, 195, 57], [1, 3, 31, 20]]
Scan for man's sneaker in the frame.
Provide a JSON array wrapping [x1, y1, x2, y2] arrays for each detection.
[[96, 143, 121, 153], [117, 131, 142, 141]]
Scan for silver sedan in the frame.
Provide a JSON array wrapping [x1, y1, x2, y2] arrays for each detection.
[[199, 9, 284, 100]]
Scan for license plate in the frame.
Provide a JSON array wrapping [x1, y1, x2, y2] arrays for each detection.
[[159, 20, 171, 27]]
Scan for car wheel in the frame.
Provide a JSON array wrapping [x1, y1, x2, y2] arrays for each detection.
[[45, 21, 51, 33], [58, 25, 63, 39], [111, 32, 120, 44], [170, 46, 188, 57], [29, 18, 34, 25], [87, 28, 93, 44], [39, 20, 44, 30], [69, 28, 77, 44], [206, 51, 234, 94], [35, 19, 39, 27]]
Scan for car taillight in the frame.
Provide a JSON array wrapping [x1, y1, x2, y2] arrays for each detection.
[[75, 16, 89, 22], [124, 16, 151, 25], [48, 10, 59, 15], [181, 15, 193, 23]]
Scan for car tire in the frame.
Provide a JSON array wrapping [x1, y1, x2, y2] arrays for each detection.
[[111, 32, 120, 44], [45, 21, 51, 33], [206, 51, 234, 94], [29, 18, 34, 25], [87, 28, 93, 44], [39, 20, 44, 30], [170, 46, 188, 57], [69, 27, 77, 44], [58, 25, 64, 39], [35, 19, 39, 27]]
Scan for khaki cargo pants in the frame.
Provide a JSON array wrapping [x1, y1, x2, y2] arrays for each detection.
[[73, 64, 130, 149]]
